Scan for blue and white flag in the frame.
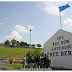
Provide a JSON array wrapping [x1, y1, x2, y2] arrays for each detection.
[[59, 4, 70, 12]]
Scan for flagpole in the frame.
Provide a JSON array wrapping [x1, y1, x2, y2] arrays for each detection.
[[59, 9, 62, 30], [59, 4, 70, 30]]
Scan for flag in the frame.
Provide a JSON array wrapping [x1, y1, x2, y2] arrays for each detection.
[[59, 4, 70, 12]]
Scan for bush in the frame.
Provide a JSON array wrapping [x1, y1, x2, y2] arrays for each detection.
[[26, 51, 30, 57], [26, 49, 43, 57], [32, 49, 43, 57]]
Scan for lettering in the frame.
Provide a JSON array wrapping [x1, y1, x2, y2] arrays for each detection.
[[53, 42, 59, 46], [47, 51, 72, 57], [52, 45, 72, 51], [48, 52, 59, 57], [53, 52, 55, 56], [57, 36, 64, 40], [49, 36, 72, 57], [56, 52, 59, 56], [68, 51, 72, 55], [50, 53, 52, 57], [61, 51, 64, 56], [61, 51, 72, 56], [61, 40, 69, 44]]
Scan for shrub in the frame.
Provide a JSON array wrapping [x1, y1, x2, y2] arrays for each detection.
[[26, 51, 30, 57], [26, 49, 43, 57]]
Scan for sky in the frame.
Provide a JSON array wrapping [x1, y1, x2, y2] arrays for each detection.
[[0, 1, 72, 48]]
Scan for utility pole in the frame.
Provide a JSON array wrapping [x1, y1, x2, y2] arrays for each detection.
[[29, 29, 31, 56]]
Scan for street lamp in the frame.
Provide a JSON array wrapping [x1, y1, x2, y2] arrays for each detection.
[[29, 29, 31, 56]]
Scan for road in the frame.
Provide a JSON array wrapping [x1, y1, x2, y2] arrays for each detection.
[[0, 60, 9, 64], [0, 60, 19, 70], [0, 65, 19, 70]]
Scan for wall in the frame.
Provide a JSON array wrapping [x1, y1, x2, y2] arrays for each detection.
[[0, 43, 4, 47], [44, 29, 72, 69]]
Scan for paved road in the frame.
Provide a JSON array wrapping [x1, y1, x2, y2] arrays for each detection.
[[0, 65, 19, 70], [0, 60, 10, 64]]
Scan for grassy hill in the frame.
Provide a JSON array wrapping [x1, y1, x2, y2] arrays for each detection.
[[0, 47, 43, 59]]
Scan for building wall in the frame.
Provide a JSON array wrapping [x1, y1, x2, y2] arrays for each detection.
[[0, 43, 4, 47], [44, 29, 72, 69]]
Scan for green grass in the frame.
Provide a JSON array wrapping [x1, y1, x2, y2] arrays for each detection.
[[0, 47, 43, 59], [0, 47, 34, 59], [0, 63, 35, 69]]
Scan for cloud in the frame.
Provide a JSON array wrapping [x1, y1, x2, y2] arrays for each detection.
[[40, 1, 68, 16], [27, 25, 35, 29], [63, 18, 72, 28], [0, 22, 4, 25], [4, 30, 22, 41], [14, 25, 29, 33], [4, 25, 35, 41], [63, 18, 72, 25]]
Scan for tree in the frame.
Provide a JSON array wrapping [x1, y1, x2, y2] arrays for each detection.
[[20, 41, 25, 47], [26, 48, 43, 57], [16, 41, 20, 46], [24, 42, 27, 47], [26, 51, 30, 57], [31, 49, 42, 57], [4, 40, 10, 46], [27, 44, 30, 47], [31, 44, 35, 48], [11, 39, 17, 47], [20, 41, 28, 47], [37, 44, 42, 48]]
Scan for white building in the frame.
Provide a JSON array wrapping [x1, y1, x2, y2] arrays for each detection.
[[44, 29, 72, 69]]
